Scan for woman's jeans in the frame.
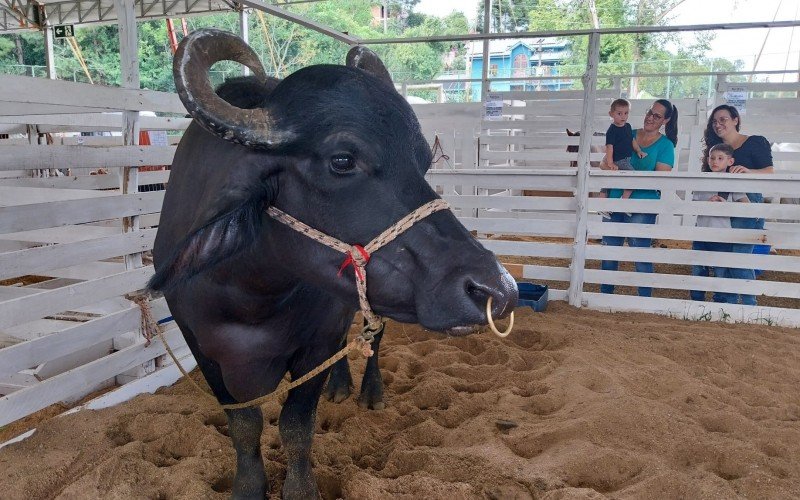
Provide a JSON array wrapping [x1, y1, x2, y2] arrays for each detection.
[[728, 215, 764, 306], [690, 241, 736, 303], [601, 212, 658, 297]]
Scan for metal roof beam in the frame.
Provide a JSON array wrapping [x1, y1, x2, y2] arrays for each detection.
[[163, 0, 180, 14], [236, 0, 359, 45], [140, 0, 159, 17], [1, 0, 38, 28]]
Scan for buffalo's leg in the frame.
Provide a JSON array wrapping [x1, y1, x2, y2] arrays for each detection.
[[175, 321, 267, 498], [279, 371, 328, 500], [225, 407, 268, 499], [323, 339, 353, 403], [358, 321, 385, 410]]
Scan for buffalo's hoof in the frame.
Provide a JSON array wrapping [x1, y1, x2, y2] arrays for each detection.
[[357, 391, 385, 410], [283, 463, 318, 500], [231, 464, 267, 500], [323, 383, 352, 404]]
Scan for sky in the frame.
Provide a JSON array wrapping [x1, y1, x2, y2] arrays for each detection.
[[414, 0, 800, 76]]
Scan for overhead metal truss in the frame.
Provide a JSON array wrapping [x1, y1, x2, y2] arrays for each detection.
[[0, 0, 40, 30], [0, 0, 235, 32]]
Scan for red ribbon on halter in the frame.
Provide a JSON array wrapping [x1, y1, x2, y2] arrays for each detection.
[[338, 245, 370, 280]]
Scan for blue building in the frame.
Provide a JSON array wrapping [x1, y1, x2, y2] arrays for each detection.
[[467, 38, 572, 101]]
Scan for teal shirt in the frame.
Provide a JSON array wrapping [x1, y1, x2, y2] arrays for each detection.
[[608, 130, 675, 200]]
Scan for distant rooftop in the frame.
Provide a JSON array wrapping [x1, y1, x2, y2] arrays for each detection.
[[466, 38, 569, 58]]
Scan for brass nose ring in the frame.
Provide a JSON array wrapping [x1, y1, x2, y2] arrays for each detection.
[[486, 296, 514, 337]]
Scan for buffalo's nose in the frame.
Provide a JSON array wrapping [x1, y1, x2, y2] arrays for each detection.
[[465, 268, 518, 322]]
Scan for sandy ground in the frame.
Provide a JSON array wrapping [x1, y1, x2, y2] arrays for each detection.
[[1, 302, 800, 499]]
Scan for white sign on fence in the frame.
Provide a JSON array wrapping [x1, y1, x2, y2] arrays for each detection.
[[484, 93, 503, 120], [724, 85, 747, 115]]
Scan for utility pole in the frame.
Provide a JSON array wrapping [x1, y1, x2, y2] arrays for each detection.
[[481, 0, 491, 102]]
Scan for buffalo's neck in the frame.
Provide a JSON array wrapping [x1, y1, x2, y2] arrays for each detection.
[[172, 259, 356, 359]]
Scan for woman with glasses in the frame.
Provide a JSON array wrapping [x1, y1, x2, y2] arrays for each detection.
[[599, 99, 678, 297], [702, 104, 774, 305]]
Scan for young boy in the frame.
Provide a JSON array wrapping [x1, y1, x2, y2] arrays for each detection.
[[606, 98, 646, 196], [690, 143, 750, 303], [597, 99, 646, 217]]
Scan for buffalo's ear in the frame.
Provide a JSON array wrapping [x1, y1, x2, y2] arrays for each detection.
[[148, 153, 278, 293], [346, 46, 393, 87]]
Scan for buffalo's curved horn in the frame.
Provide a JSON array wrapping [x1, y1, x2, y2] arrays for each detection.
[[174, 29, 281, 148], [346, 45, 394, 86]]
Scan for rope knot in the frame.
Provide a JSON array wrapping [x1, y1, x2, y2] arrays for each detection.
[[338, 244, 370, 280]]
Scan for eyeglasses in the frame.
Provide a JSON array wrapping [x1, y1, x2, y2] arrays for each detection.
[[712, 116, 732, 126], [646, 109, 664, 120]]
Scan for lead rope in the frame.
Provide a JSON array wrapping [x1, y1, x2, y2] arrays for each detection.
[[134, 198, 512, 410], [133, 294, 379, 410]]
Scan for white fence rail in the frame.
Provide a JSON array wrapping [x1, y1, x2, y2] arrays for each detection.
[[1, 74, 799, 431]]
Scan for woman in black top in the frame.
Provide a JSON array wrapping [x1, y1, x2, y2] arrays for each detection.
[[702, 104, 774, 305]]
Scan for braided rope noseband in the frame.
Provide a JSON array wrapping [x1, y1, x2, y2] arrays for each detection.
[[267, 198, 450, 330]]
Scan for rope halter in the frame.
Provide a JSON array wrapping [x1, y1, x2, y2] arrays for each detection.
[[267, 199, 449, 331]]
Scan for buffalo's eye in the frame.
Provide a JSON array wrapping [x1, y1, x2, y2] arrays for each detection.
[[330, 153, 356, 173]]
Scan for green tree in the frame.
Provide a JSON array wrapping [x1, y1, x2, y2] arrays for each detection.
[[477, 0, 537, 32]]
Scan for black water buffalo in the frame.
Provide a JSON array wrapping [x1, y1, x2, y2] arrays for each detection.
[[150, 29, 517, 499]]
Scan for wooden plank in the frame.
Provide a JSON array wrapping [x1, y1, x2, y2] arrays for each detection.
[[46, 261, 128, 280], [0, 173, 121, 190], [427, 170, 577, 191], [586, 245, 800, 272], [0, 191, 164, 233], [0, 266, 153, 330], [584, 269, 800, 298], [589, 171, 800, 195], [492, 89, 619, 100], [0, 325, 185, 428], [479, 135, 601, 147], [0, 113, 190, 131], [477, 210, 576, 222], [587, 221, 800, 248], [0, 102, 105, 116], [479, 239, 572, 258], [0, 297, 169, 379], [0, 225, 122, 245], [480, 150, 604, 161], [76, 348, 196, 411], [2, 318, 81, 344], [0, 185, 117, 207], [0, 145, 176, 171], [60, 136, 126, 146], [519, 264, 570, 282], [0, 286, 41, 301], [444, 195, 576, 212], [0, 75, 185, 114], [483, 117, 612, 128], [583, 292, 800, 327], [460, 217, 576, 237], [588, 197, 800, 219]]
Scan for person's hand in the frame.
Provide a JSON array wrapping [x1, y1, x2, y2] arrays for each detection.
[[729, 165, 751, 174], [637, 151, 648, 159], [602, 161, 619, 171], [709, 195, 726, 202]]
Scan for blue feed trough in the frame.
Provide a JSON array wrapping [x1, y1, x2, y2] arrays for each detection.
[[517, 282, 548, 312]]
